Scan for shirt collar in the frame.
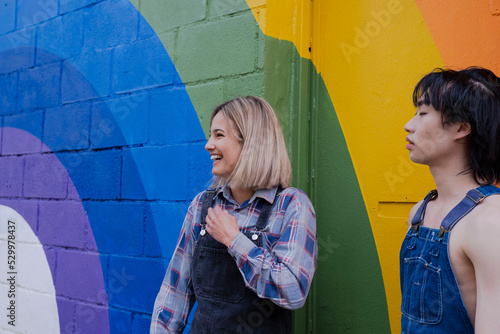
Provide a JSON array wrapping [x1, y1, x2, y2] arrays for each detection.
[[216, 184, 279, 206], [253, 186, 279, 204]]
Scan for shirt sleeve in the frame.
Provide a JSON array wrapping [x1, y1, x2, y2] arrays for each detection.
[[150, 193, 202, 333], [227, 188, 317, 310]]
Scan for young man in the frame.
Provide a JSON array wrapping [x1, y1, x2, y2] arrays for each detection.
[[400, 67, 500, 333]]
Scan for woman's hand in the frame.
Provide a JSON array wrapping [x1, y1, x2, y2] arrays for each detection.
[[206, 206, 240, 246]]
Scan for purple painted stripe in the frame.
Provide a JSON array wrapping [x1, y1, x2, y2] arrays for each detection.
[[0, 127, 109, 333]]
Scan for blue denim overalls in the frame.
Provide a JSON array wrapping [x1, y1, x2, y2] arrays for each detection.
[[400, 185, 500, 333], [189, 189, 292, 334]]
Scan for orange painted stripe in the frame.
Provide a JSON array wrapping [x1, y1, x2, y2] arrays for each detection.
[[415, 0, 500, 74]]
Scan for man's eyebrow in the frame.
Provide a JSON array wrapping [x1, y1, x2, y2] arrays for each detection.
[[416, 100, 425, 107]]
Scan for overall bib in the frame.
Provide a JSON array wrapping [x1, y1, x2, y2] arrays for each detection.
[[190, 190, 292, 334], [400, 185, 500, 333]]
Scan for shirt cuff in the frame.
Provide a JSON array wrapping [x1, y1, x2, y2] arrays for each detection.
[[228, 232, 256, 262]]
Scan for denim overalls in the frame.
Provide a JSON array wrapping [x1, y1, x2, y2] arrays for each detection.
[[400, 185, 500, 333], [189, 189, 292, 334]]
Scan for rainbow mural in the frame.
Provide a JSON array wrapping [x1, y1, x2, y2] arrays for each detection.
[[0, 0, 499, 333]]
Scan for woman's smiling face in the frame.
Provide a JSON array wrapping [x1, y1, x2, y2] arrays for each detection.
[[205, 112, 243, 180]]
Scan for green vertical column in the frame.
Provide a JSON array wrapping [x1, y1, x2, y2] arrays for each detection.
[[263, 35, 315, 334]]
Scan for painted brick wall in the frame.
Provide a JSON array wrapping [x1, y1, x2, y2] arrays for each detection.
[[0, 0, 232, 333], [134, 0, 266, 133]]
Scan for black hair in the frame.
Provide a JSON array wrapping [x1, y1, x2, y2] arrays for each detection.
[[412, 67, 500, 185]]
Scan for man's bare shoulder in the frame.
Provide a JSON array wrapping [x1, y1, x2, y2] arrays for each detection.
[[406, 199, 424, 229], [471, 194, 500, 226], [462, 194, 500, 255]]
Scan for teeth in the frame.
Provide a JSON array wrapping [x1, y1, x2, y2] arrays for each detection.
[[211, 155, 222, 160]]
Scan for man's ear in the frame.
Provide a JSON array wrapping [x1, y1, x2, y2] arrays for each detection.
[[456, 122, 472, 140]]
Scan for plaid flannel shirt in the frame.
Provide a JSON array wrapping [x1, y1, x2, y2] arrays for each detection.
[[151, 185, 317, 333]]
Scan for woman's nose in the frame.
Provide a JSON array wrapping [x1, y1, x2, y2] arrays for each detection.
[[205, 138, 214, 151]]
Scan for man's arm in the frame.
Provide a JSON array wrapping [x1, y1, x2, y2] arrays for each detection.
[[466, 198, 500, 333], [406, 200, 423, 230]]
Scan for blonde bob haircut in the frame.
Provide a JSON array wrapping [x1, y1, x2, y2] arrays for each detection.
[[210, 96, 292, 190]]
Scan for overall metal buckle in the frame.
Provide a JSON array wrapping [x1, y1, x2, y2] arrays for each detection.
[[412, 222, 421, 234], [466, 189, 485, 204], [437, 226, 447, 239]]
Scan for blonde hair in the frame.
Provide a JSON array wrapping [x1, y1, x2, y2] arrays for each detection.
[[210, 96, 292, 190]]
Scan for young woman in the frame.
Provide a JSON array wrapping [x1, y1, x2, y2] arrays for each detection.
[[151, 96, 317, 333]]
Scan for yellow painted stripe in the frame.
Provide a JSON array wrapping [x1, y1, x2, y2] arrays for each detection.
[[246, 0, 312, 60]]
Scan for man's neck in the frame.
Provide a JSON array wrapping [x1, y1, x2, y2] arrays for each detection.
[[429, 162, 479, 202]]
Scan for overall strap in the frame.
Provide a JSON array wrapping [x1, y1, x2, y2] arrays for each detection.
[[254, 187, 283, 231], [411, 189, 438, 232], [438, 185, 500, 237], [200, 189, 217, 226]]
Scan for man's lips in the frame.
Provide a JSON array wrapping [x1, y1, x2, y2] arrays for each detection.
[[406, 137, 414, 149]]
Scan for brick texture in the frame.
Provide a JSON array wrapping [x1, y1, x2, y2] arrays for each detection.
[[17, 0, 58, 29], [0, 0, 16, 34], [43, 103, 91, 152], [0, 155, 24, 197], [24, 153, 68, 199], [85, 201, 144, 256], [3, 112, 43, 154], [0, 72, 17, 116], [36, 11, 84, 65], [0, 0, 260, 332], [140, 0, 206, 33], [177, 12, 258, 82], [0, 27, 36, 73]]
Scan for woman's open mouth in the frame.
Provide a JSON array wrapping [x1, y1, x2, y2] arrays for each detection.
[[211, 155, 222, 161]]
